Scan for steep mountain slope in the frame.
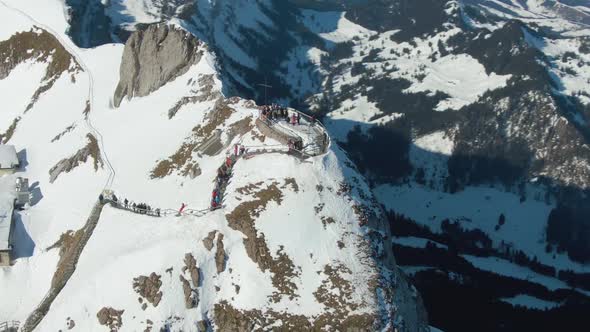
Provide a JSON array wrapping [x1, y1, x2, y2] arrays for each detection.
[[0, 0, 428, 331]]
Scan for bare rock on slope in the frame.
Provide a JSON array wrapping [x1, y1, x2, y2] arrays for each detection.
[[113, 23, 203, 107], [179, 275, 199, 309], [133, 273, 163, 307], [0, 28, 81, 113], [183, 253, 200, 286], [202, 230, 217, 251], [96, 307, 123, 331], [49, 134, 103, 183], [215, 233, 226, 274]]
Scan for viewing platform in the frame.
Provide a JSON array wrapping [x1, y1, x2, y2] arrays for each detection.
[[255, 106, 330, 158]]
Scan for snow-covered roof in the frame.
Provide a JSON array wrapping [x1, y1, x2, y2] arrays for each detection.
[[0, 176, 16, 251], [0, 145, 18, 169]]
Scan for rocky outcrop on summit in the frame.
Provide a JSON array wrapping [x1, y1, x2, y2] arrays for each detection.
[[113, 24, 203, 107]]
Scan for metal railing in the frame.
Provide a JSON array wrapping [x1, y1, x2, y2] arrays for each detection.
[[258, 112, 330, 157]]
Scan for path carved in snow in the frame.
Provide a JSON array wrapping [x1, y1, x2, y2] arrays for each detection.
[[101, 113, 331, 218]]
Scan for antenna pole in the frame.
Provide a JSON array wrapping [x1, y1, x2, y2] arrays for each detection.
[[257, 79, 273, 105]]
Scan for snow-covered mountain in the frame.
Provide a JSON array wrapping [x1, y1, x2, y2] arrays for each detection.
[[3, 0, 590, 331], [0, 0, 429, 331]]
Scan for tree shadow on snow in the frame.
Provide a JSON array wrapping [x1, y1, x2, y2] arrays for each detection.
[[326, 116, 590, 263]]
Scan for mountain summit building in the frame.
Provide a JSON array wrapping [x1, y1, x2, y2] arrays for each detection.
[[0, 177, 16, 266], [0, 145, 19, 175]]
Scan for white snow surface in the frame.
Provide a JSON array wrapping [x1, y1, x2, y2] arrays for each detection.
[[300, 9, 372, 44], [393, 237, 448, 250], [462, 255, 590, 296], [407, 54, 511, 111], [0, 145, 18, 169], [500, 294, 562, 310]]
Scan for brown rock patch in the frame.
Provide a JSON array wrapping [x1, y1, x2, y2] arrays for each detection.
[[51, 123, 76, 143], [183, 253, 200, 286], [282, 177, 300, 193], [96, 307, 124, 332], [0, 28, 81, 113], [226, 182, 301, 301], [213, 301, 375, 331], [49, 134, 103, 183], [202, 230, 217, 251], [0, 117, 20, 144], [215, 233, 226, 274], [133, 273, 163, 307]]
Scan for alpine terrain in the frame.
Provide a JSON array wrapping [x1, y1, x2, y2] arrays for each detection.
[[0, 0, 590, 331]]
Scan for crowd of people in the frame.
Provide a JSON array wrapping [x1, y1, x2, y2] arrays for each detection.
[[211, 150, 240, 210], [99, 193, 161, 217], [261, 104, 305, 125]]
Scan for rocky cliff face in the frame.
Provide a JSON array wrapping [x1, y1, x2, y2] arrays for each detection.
[[113, 24, 203, 107]]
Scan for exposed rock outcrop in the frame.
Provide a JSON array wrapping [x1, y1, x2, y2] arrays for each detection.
[[132, 273, 163, 307], [0, 28, 81, 113], [179, 275, 198, 309], [202, 230, 217, 251], [215, 233, 226, 274], [183, 253, 200, 286], [49, 134, 103, 183], [113, 24, 203, 107], [180, 253, 200, 309], [197, 320, 209, 331], [96, 307, 124, 332]]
